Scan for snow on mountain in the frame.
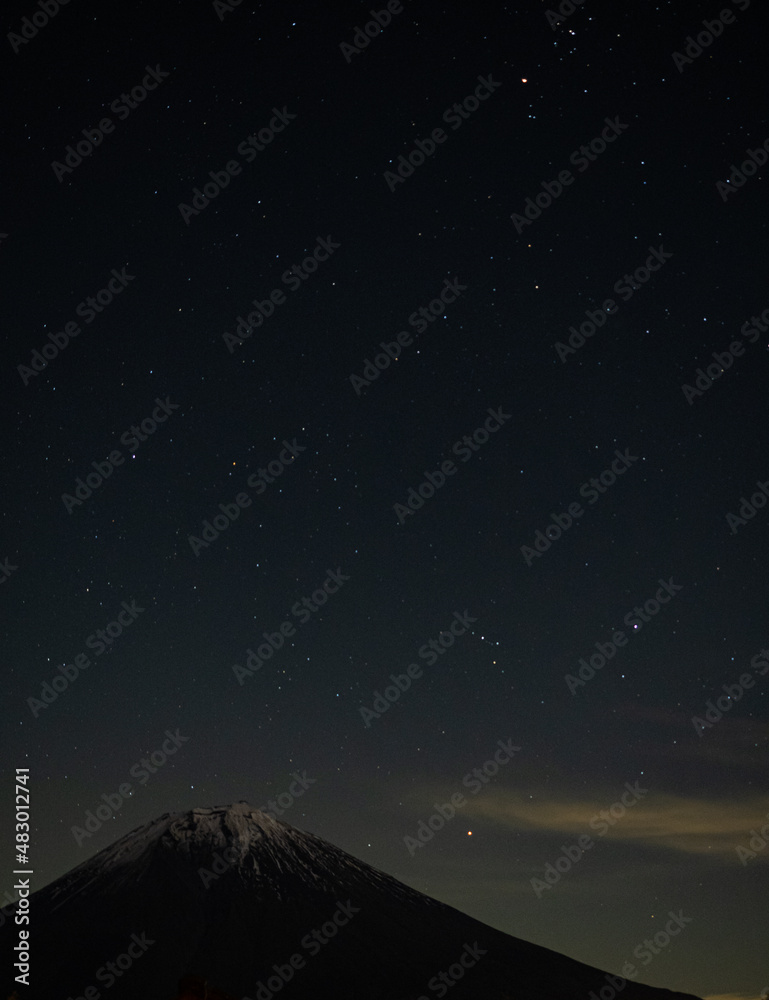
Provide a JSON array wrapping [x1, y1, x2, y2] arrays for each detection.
[[1, 802, 704, 1000]]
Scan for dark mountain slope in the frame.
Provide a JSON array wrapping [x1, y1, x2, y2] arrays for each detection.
[[0, 803, 703, 1000]]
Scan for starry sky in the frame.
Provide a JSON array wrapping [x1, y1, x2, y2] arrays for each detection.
[[2, 1, 768, 998]]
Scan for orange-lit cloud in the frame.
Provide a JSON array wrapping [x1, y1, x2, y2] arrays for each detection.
[[704, 994, 763, 1000], [459, 790, 769, 860]]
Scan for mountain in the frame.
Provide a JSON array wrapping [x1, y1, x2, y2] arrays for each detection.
[[0, 802, 703, 1000]]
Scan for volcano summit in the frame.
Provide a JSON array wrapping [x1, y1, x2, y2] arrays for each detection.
[[0, 802, 703, 1000]]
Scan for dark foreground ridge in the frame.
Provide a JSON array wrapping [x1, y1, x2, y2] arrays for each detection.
[[0, 802, 704, 1000]]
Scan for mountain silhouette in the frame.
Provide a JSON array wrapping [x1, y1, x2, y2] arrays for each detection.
[[0, 802, 703, 1000]]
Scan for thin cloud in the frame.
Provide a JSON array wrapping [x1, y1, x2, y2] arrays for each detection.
[[462, 790, 769, 860], [704, 994, 764, 1000], [616, 703, 769, 769]]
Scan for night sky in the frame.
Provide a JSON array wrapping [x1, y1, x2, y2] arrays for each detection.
[[2, 1, 768, 997]]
